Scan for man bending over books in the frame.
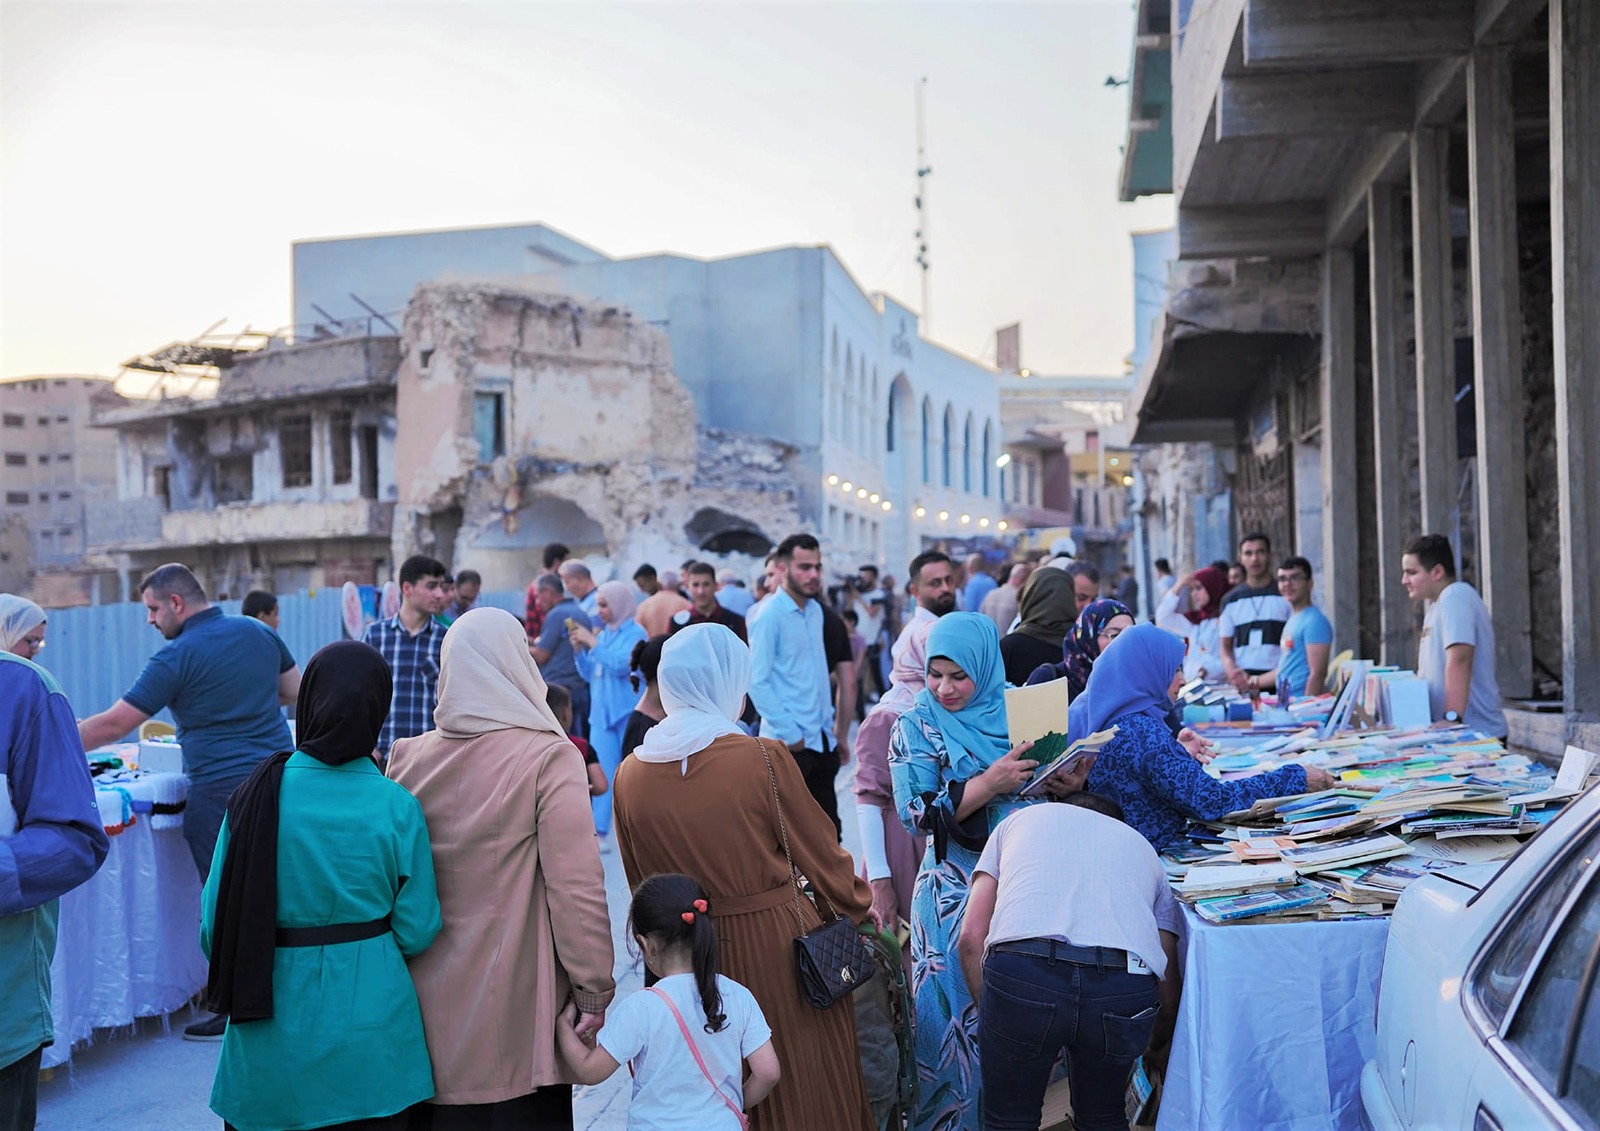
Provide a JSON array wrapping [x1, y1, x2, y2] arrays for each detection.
[[959, 792, 1181, 1131]]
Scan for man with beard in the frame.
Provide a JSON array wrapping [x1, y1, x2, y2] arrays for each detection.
[[748, 533, 844, 835], [890, 550, 958, 667]]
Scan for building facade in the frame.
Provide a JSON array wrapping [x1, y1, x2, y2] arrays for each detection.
[[86, 336, 400, 598], [294, 223, 1005, 581], [0, 376, 128, 600], [1120, 0, 1599, 754]]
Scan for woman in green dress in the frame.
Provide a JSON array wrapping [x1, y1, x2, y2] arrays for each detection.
[[201, 639, 442, 1131]]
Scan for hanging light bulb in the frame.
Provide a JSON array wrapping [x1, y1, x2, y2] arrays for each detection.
[[827, 474, 839, 485]]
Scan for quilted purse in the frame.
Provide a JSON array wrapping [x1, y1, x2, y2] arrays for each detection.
[[756, 738, 877, 1009]]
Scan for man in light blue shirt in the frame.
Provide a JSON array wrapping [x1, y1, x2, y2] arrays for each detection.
[[748, 533, 840, 837], [1268, 556, 1334, 699], [715, 568, 756, 616], [961, 553, 998, 613]]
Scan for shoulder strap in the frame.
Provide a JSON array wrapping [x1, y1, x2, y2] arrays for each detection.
[[646, 987, 748, 1128], [754, 738, 809, 915]]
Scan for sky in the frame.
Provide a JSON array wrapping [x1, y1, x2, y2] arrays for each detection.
[[0, 0, 1173, 384]]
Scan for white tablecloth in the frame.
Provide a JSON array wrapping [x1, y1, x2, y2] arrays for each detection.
[[44, 816, 208, 1068], [1158, 909, 1390, 1131]]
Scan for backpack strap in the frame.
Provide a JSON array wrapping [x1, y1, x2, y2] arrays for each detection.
[[646, 987, 749, 1129]]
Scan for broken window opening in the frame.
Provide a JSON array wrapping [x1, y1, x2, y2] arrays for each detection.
[[330, 411, 354, 485], [280, 415, 313, 488], [474, 392, 506, 463], [154, 465, 172, 511], [359, 426, 379, 499], [5, 492, 27, 505], [4, 453, 25, 467], [216, 454, 254, 505], [1, 415, 22, 428]]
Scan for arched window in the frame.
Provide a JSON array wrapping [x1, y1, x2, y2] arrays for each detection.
[[962, 413, 974, 493], [942, 405, 954, 488], [982, 421, 994, 497], [844, 346, 855, 450], [921, 397, 933, 483], [886, 384, 897, 453], [871, 368, 880, 456]]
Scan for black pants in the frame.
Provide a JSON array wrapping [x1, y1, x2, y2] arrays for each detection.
[[790, 744, 842, 841], [0, 1045, 41, 1131], [411, 1087, 574, 1130]]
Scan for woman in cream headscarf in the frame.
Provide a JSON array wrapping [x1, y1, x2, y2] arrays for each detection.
[[387, 607, 614, 1131], [613, 623, 877, 1130], [0, 594, 47, 660], [566, 579, 647, 835]]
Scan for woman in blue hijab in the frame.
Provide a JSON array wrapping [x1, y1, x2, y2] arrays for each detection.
[[888, 613, 1079, 1131], [1077, 624, 1330, 850]]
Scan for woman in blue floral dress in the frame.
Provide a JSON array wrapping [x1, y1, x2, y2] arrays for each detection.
[[889, 613, 1086, 1131]]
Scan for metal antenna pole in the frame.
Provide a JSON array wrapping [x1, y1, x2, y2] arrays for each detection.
[[915, 76, 932, 334]]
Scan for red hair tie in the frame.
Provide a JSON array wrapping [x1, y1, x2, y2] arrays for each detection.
[[693, 899, 709, 913], [681, 911, 695, 923]]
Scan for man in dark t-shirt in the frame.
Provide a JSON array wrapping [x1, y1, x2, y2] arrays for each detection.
[[669, 562, 749, 642]]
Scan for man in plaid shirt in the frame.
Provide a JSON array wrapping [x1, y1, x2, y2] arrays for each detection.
[[524, 542, 572, 640], [363, 554, 449, 761]]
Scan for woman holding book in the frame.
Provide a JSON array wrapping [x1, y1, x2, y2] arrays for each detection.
[[1074, 623, 1333, 851], [889, 613, 1091, 1131]]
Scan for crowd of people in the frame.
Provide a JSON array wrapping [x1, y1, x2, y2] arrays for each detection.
[[0, 523, 1508, 1131]]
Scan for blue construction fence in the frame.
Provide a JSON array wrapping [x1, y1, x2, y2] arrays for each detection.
[[36, 589, 527, 727]]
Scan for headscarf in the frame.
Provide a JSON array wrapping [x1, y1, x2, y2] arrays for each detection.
[[595, 580, 638, 627], [1013, 567, 1079, 646], [0, 595, 45, 653], [1058, 599, 1134, 698], [902, 612, 1011, 781], [1184, 567, 1229, 624], [435, 607, 566, 739], [205, 640, 393, 1021], [1072, 622, 1186, 742], [636, 623, 749, 773], [874, 615, 936, 713]]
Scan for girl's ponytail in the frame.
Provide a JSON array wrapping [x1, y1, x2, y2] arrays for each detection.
[[629, 873, 727, 1033]]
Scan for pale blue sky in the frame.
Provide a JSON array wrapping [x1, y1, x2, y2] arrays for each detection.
[[1, 0, 1172, 382]]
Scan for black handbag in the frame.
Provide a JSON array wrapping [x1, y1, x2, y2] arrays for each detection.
[[756, 738, 877, 1009]]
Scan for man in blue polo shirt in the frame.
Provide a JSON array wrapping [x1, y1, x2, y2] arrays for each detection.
[[78, 562, 300, 1040]]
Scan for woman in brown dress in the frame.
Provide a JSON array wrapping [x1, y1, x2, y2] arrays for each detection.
[[613, 622, 875, 1130]]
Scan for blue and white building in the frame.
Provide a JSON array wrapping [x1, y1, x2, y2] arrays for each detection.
[[293, 223, 1004, 578]]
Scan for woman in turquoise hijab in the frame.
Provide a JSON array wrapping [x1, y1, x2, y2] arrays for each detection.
[[889, 613, 1084, 1131]]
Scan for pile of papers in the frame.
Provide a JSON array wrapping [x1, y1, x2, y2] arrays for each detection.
[[1161, 733, 1596, 925]]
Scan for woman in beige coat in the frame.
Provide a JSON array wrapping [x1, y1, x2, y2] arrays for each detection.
[[388, 607, 615, 1131]]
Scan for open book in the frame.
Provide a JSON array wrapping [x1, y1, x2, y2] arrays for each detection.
[[1015, 728, 1118, 799]]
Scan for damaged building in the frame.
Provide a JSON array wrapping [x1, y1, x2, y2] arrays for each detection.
[[86, 334, 400, 597], [296, 222, 1006, 580], [391, 280, 802, 590]]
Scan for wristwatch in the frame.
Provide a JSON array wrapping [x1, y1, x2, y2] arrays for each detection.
[[1443, 710, 1462, 724]]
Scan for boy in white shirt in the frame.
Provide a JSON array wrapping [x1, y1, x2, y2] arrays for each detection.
[[1401, 533, 1507, 739]]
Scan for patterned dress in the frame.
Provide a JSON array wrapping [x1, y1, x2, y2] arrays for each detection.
[[890, 709, 1040, 1131]]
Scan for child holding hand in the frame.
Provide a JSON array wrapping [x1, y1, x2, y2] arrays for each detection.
[[556, 873, 779, 1129]]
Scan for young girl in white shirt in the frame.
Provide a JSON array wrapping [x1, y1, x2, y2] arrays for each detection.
[[556, 873, 780, 1130]]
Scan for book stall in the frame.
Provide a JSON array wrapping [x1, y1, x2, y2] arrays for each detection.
[[45, 740, 208, 1069], [1151, 662, 1594, 1131]]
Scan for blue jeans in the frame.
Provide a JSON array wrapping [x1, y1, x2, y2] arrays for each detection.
[[978, 948, 1160, 1131], [184, 773, 251, 883]]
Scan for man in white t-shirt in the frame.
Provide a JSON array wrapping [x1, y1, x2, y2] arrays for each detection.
[[958, 792, 1182, 1131], [1218, 531, 1293, 692], [1401, 533, 1507, 739]]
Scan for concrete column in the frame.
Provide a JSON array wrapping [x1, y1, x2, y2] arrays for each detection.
[[1367, 183, 1416, 666], [1410, 127, 1459, 537], [1551, 0, 1600, 727], [1468, 49, 1533, 699], [1320, 248, 1360, 657]]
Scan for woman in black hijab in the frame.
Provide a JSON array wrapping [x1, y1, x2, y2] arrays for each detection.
[[200, 640, 442, 1131]]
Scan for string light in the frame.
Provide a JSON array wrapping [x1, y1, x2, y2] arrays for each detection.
[[841, 481, 853, 493], [881, 500, 892, 511], [959, 514, 971, 524], [998, 520, 1009, 531], [915, 506, 927, 518], [869, 493, 880, 503], [857, 488, 868, 499], [979, 518, 990, 528], [827, 474, 839, 485], [938, 510, 949, 521]]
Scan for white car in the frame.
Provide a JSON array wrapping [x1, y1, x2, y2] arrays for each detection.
[[1363, 770, 1600, 1130]]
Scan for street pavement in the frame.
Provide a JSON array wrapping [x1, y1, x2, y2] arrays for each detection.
[[39, 756, 865, 1130]]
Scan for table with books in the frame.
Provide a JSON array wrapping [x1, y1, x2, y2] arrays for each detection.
[[1151, 709, 1591, 1131], [44, 746, 207, 1068]]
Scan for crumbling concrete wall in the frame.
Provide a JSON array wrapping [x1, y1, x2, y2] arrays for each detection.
[[393, 282, 803, 590]]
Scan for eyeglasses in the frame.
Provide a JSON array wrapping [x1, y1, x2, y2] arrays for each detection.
[[1098, 627, 1124, 642], [22, 636, 45, 652]]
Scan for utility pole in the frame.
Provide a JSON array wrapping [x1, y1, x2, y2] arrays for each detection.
[[915, 77, 932, 334]]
